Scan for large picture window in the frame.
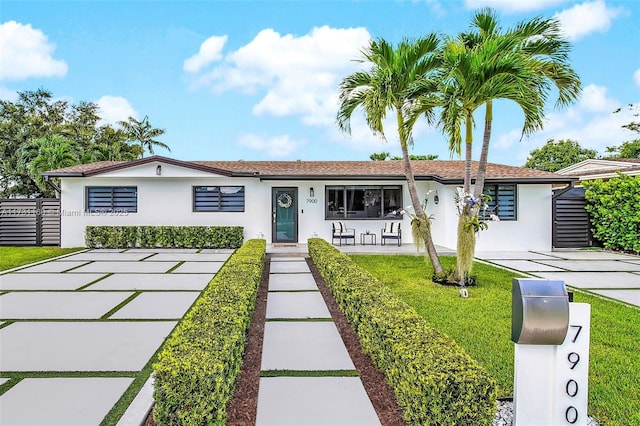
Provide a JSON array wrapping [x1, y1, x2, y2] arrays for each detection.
[[86, 187, 137, 212], [482, 184, 517, 220], [326, 186, 402, 220], [193, 186, 245, 212]]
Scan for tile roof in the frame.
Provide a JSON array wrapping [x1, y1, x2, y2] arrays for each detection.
[[44, 156, 573, 183]]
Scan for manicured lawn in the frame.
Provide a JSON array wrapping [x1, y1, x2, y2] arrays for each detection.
[[351, 255, 640, 426], [0, 246, 83, 271]]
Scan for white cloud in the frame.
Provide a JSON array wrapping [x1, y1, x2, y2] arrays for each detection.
[[95, 96, 138, 126], [464, 0, 569, 13], [634, 69, 640, 88], [494, 85, 638, 163], [0, 86, 18, 101], [187, 26, 371, 127], [577, 84, 619, 113], [237, 133, 304, 158], [327, 112, 402, 154], [554, 0, 623, 41], [0, 21, 68, 81], [183, 35, 227, 73]]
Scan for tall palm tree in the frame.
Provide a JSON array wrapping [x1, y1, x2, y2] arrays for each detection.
[[437, 9, 581, 283], [119, 115, 169, 158], [337, 36, 444, 275]]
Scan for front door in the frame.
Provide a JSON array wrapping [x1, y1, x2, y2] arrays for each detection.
[[272, 187, 298, 243]]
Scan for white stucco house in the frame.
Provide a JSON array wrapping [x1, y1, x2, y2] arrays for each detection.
[[43, 156, 575, 250]]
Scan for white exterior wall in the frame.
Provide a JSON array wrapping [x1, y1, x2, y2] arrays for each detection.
[[475, 184, 552, 251], [58, 161, 553, 251]]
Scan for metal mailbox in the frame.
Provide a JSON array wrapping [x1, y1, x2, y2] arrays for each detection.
[[512, 278, 569, 345]]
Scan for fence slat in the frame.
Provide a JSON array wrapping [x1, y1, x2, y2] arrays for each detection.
[[0, 199, 60, 246]]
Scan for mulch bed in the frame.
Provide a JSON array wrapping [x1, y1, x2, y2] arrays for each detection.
[[148, 255, 406, 425]]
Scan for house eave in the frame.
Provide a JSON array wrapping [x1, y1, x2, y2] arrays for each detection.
[[43, 156, 237, 178]]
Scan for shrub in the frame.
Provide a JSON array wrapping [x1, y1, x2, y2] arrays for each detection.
[[584, 173, 640, 253], [308, 238, 497, 425], [85, 226, 244, 249], [152, 239, 266, 426]]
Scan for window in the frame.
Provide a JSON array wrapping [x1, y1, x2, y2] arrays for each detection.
[[194, 186, 244, 212], [86, 187, 137, 212], [482, 184, 517, 220], [326, 186, 402, 220]]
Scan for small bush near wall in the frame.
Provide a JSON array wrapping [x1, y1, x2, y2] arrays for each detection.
[[308, 238, 497, 425], [584, 174, 640, 253], [85, 226, 244, 249], [152, 239, 265, 426]]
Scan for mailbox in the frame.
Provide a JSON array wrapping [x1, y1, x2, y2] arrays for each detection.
[[512, 278, 569, 345]]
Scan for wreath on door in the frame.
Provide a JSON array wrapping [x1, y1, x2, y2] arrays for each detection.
[[277, 193, 293, 208]]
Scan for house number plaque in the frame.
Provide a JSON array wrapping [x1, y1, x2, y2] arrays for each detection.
[[554, 303, 591, 425]]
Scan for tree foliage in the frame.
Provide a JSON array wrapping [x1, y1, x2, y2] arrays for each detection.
[[604, 140, 640, 159], [584, 174, 640, 253], [0, 89, 156, 198], [369, 152, 439, 161], [524, 139, 596, 172], [119, 115, 168, 158]]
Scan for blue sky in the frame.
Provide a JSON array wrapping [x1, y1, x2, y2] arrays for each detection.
[[2, 0, 639, 166]]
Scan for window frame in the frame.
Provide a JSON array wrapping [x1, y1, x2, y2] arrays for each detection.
[[85, 186, 138, 213], [193, 185, 245, 212], [482, 184, 517, 221], [325, 185, 403, 220]]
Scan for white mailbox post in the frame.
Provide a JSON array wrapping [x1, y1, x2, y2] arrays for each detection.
[[512, 279, 591, 426]]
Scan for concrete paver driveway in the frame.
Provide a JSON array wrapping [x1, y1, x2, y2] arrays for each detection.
[[476, 249, 640, 307], [0, 248, 232, 426]]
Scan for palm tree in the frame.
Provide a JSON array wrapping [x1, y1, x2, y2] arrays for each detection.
[[119, 115, 169, 158], [436, 9, 581, 283], [21, 135, 80, 196], [337, 36, 444, 275]]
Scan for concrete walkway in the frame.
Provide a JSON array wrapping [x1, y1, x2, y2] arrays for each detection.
[[0, 248, 233, 426], [255, 255, 380, 426]]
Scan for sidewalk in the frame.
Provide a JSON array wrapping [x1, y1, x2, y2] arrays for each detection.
[[255, 255, 381, 426]]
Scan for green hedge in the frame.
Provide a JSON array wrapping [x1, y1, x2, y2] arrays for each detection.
[[308, 238, 497, 425], [152, 239, 266, 426], [584, 174, 640, 253], [85, 226, 244, 249]]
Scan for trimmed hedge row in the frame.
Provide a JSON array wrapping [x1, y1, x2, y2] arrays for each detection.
[[152, 239, 266, 426], [85, 225, 244, 248], [584, 174, 640, 253], [308, 238, 497, 425]]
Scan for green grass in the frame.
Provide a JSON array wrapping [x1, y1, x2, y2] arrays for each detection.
[[0, 246, 83, 271], [351, 254, 640, 426]]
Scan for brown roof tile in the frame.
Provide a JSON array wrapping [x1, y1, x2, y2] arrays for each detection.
[[44, 156, 572, 183]]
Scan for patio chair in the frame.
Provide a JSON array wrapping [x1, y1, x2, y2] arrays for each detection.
[[332, 221, 355, 246], [381, 222, 402, 246]]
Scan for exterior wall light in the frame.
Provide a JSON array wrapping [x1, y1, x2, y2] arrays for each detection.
[[310, 187, 314, 197], [156, 165, 162, 176], [434, 190, 439, 205]]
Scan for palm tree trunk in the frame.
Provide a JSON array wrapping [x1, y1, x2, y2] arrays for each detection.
[[473, 101, 492, 199], [463, 112, 473, 194], [397, 110, 444, 276], [455, 111, 476, 282]]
